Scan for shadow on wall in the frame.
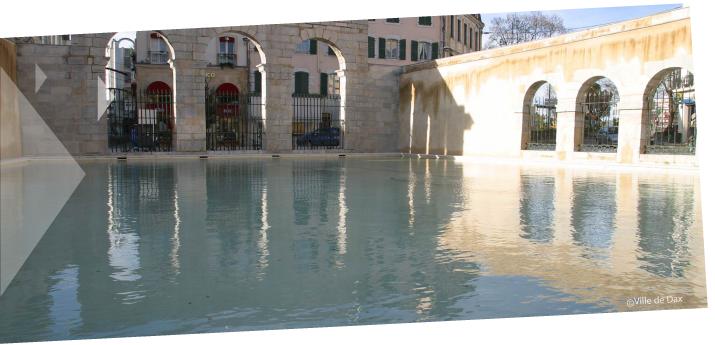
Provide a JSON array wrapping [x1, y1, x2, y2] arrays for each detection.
[[399, 68, 473, 155]]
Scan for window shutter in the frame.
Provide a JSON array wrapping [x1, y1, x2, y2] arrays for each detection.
[[399, 39, 406, 60], [254, 71, 262, 93], [320, 73, 328, 96], [450, 16, 454, 38], [294, 72, 309, 95], [378, 38, 386, 59], [309, 39, 317, 55], [368, 36, 375, 58], [431, 42, 439, 60], [410, 40, 418, 61]]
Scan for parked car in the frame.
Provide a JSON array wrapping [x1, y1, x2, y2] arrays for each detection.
[[596, 127, 618, 145], [297, 127, 341, 147]]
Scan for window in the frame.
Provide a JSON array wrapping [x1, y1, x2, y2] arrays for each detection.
[[368, 36, 375, 58], [149, 33, 168, 64], [469, 28, 473, 49], [386, 18, 400, 23], [450, 16, 454, 38], [321, 73, 340, 96], [418, 17, 432, 26], [457, 19, 461, 42], [385, 39, 399, 59], [326, 44, 336, 56], [418, 41, 432, 60], [219, 36, 234, 54], [368, 19, 376, 22], [296, 40, 311, 54], [464, 23, 467, 45], [294, 71, 309, 95]]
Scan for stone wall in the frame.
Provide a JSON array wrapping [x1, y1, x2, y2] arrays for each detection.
[[398, 8, 696, 165], [0, 38, 21, 161]]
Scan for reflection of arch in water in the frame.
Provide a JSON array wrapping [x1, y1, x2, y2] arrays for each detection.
[[636, 181, 695, 278], [522, 81, 558, 151], [642, 67, 696, 155], [519, 175, 555, 243], [570, 176, 616, 258]]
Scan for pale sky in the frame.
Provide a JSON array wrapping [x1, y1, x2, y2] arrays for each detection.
[[481, 4, 682, 33]]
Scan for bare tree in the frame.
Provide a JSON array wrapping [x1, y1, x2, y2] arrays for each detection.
[[487, 12, 566, 48]]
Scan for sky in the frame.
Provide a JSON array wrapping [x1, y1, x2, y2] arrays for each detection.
[[481, 4, 683, 32]]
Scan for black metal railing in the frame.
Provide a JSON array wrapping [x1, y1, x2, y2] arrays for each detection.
[[645, 69, 696, 155], [292, 94, 344, 150], [108, 88, 173, 152], [526, 98, 557, 151], [579, 90, 619, 153], [206, 91, 264, 151], [148, 51, 168, 64], [217, 53, 237, 66]]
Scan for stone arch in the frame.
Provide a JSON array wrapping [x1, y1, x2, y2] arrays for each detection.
[[574, 76, 621, 152], [290, 32, 348, 151], [522, 81, 558, 151], [641, 67, 696, 154]]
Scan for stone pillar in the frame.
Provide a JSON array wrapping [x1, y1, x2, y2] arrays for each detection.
[[616, 94, 644, 164], [172, 58, 206, 152], [555, 99, 577, 160], [263, 60, 293, 153]]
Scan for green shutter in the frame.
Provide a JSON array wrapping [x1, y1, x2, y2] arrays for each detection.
[[254, 71, 262, 93], [378, 38, 386, 59], [410, 40, 418, 61], [431, 42, 439, 60], [294, 72, 309, 95], [320, 73, 328, 96], [309, 39, 317, 55], [450, 16, 454, 38], [368, 36, 375, 58], [399, 39, 406, 60]]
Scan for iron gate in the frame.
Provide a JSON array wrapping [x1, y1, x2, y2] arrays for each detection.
[[579, 88, 619, 153], [526, 94, 558, 151], [107, 88, 173, 152], [292, 94, 344, 150], [205, 91, 264, 151], [646, 69, 696, 155]]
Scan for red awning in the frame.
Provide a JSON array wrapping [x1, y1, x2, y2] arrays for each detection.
[[216, 83, 239, 94], [146, 81, 171, 94]]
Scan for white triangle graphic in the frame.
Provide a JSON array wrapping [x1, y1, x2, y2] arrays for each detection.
[[34, 64, 46, 93]]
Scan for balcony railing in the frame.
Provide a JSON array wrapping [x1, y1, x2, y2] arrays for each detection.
[[217, 53, 237, 66], [148, 51, 168, 64]]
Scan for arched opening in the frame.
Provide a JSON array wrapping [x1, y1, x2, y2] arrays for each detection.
[[106, 31, 176, 152], [575, 77, 620, 152], [522, 81, 557, 151], [205, 31, 266, 151], [644, 68, 696, 155], [291, 37, 347, 150]]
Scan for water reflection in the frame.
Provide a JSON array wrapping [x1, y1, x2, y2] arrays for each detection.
[[0, 158, 706, 343]]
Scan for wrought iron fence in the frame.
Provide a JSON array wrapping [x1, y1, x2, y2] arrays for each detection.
[[526, 96, 557, 151], [107, 88, 174, 152], [206, 91, 264, 151], [646, 69, 696, 155], [292, 94, 344, 150], [579, 89, 619, 153], [217, 53, 237, 66]]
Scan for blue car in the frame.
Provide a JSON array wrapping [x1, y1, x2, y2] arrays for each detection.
[[297, 127, 341, 147]]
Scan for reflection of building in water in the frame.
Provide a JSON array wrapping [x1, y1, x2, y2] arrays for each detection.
[[204, 160, 268, 275], [438, 161, 705, 311]]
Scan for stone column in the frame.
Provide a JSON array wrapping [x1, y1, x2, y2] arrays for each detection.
[[172, 58, 206, 152], [616, 94, 644, 164], [263, 60, 293, 153], [555, 97, 577, 160]]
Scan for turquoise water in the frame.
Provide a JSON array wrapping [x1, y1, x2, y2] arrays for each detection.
[[0, 158, 706, 342]]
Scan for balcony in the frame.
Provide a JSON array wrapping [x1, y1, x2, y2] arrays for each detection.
[[148, 51, 168, 64], [217, 53, 237, 67]]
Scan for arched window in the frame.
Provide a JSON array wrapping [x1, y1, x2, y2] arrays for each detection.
[[645, 68, 696, 154]]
